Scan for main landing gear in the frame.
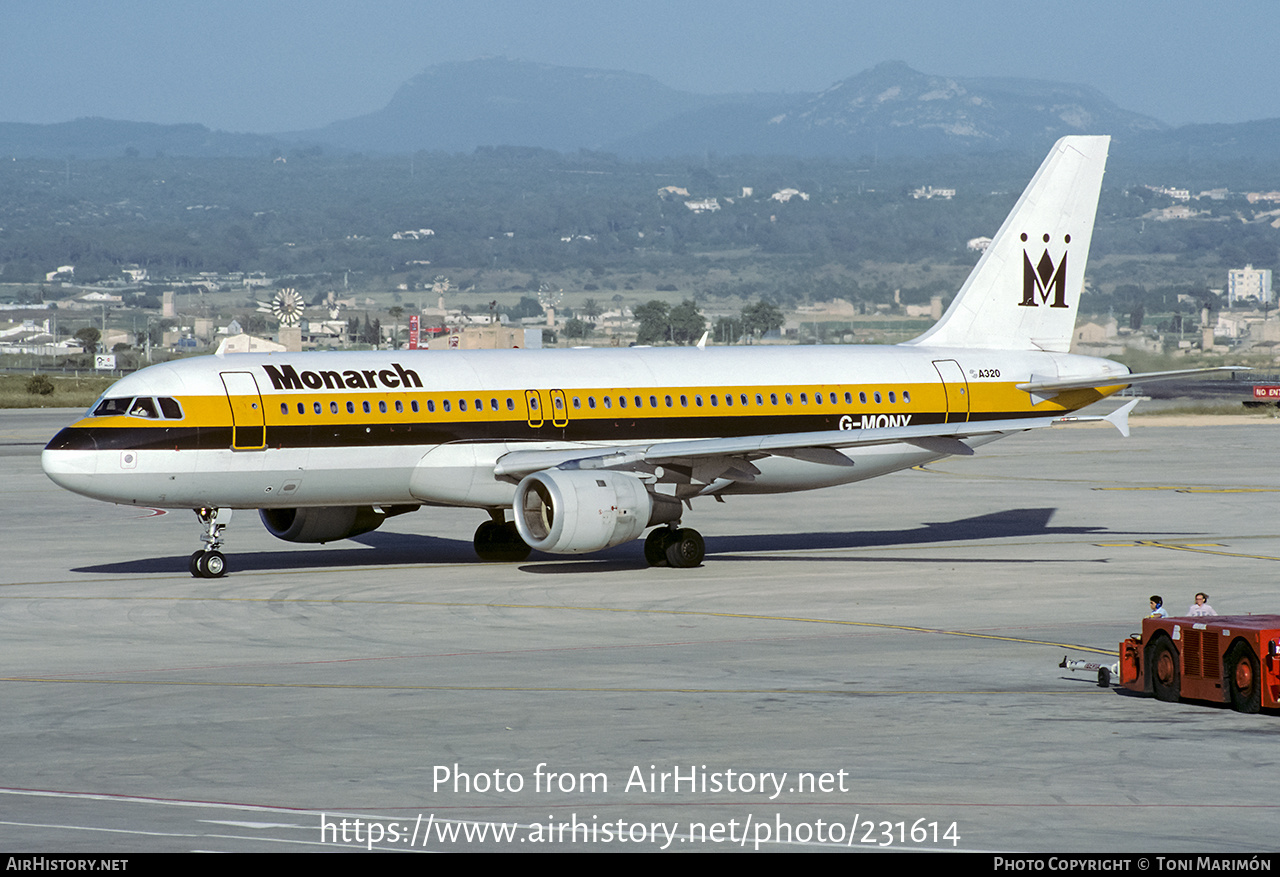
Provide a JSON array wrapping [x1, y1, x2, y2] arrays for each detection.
[[644, 525, 705, 568], [190, 507, 232, 578], [473, 512, 532, 562]]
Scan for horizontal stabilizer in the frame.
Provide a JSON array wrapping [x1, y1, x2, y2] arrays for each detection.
[[1018, 366, 1247, 395]]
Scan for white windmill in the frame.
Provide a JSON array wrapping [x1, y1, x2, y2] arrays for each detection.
[[271, 287, 305, 327]]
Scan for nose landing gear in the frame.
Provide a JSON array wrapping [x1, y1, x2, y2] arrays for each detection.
[[190, 507, 232, 578]]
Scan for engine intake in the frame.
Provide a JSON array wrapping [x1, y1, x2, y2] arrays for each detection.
[[514, 469, 680, 554]]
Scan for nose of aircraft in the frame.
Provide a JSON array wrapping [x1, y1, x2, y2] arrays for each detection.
[[42, 428, 100, 497]]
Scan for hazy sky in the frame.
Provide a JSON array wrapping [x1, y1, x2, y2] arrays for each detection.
[[5, 1, 1277, 132]]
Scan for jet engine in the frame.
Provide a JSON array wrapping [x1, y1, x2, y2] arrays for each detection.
[[514, 469, 680, 554], [259, 505, 418, 543]]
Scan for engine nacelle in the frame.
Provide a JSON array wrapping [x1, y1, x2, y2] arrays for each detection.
[[514, 469, 680, 554], [259, 505, 416, 543]]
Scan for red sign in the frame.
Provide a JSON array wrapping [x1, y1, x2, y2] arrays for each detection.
[[1253, 385, 1280, 398], [408, 315, 420, 350]]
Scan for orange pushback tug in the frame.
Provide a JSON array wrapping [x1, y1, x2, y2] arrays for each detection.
[[1119, 616, 1280, 713]]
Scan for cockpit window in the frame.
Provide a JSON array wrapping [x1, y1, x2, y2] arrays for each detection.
[[129, 398, 159, 418], [92, 397, 132, 417], [91, 396, 183, 420]]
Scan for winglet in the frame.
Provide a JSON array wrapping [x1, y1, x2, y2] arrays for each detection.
[[1103, 399, 1139, 438], [696, 330, 708, 350]]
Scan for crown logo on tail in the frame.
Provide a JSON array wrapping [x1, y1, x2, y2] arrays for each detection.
[[1019, 232, 1071, 309]]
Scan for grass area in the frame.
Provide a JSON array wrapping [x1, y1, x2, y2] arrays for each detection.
[[0, 373, 116, 409]]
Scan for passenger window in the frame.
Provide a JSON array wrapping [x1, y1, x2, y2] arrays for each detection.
[[680, 395, 688, 407], [313, 402, 322, 414], [785, 393, 793, 405], [330, 401, 338, 414], [858, 392, 867, 404], [588, 397, 596, 409], [710, 395, 718, 407], [665, 395, 673, 407], [506, 398, 514, 411], [363, 401, 372, 413], [603, 397, 612, 409], [889, 392, 896, 403], [347, 401, 355, 414], [649, 395, 657, 408], [695, 395, 703, 407], [490, 398, 498, 411], [379, 400, 388, 413], [395, 400, 403, 413], [297, 403, 305, 414], [459, 399, 467, 412], [800, 393, 808, 404], [443, 400, 451, 412], [813, 393, 822, 405], [636, 396, 643, 408], [427, 400, 436, 413], [756, 394, 764, 405], [280, 403, 288, 415], [874, 392, 882, 403], [475, 398, 482, 412], [573, 397, 581, 409], [724, 394, 733, 407], [617, 396, 626, 408], [903, 391, 911, 404], [411, 400, 419, 413], [770, 393, 778, 405]]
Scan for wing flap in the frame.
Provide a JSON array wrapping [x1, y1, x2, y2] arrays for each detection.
[[493, 415, 1066, 480]]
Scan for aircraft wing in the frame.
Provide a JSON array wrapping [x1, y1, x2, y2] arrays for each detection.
[[492, 403, 1137, 483]]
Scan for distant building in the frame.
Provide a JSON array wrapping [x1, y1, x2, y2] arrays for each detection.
[[1228, 264, 1273, 306], [684, 198, 720, 213], [1152, 205, 1198, 221], [1144, 184, 1191, 202], [770, 188, 809, 203], [911, 186, 955, 200], [217, 334, 286, 354]]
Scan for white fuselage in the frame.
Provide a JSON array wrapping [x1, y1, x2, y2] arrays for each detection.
[[42, 343, 1124, 513]]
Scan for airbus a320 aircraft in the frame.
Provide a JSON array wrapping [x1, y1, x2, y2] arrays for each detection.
[[42, 136, 1220, 577]]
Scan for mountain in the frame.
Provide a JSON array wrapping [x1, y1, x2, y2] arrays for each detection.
[[6, 59, 1278, 162], [304, 57, 712, 154], [305, 58, 1168, 158], [0, 117, 282, 159], [609, 61, 1166, 157]]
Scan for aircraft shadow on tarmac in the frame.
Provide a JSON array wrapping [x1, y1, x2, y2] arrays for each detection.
[[72, 506, 1198, 577]]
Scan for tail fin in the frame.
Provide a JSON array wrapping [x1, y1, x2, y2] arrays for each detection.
[[905, 135, 1110, 352]]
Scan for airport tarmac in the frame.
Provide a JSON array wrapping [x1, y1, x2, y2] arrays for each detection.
[[2, 406, 1278, 853]]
